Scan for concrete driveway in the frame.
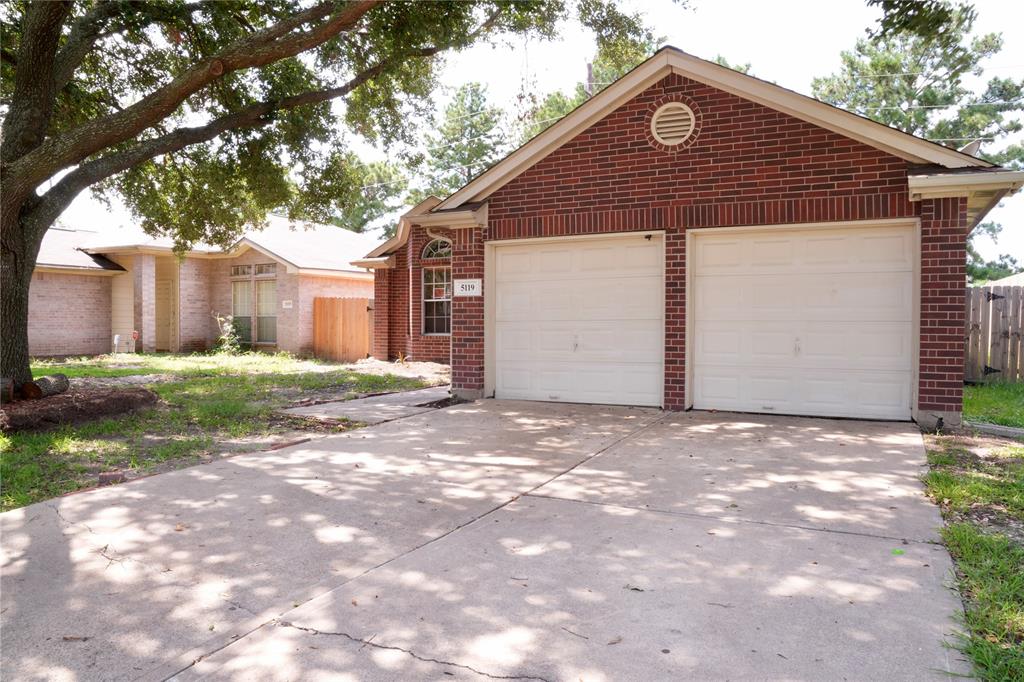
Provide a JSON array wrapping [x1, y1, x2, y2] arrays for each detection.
[[1, 401, 968, 681]]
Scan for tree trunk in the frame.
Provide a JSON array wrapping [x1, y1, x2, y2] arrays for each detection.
[[22, 373, 70, 399], [0, 210, 43, 386]]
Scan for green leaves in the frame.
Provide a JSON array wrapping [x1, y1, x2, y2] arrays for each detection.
[[811, 9, 1022, 160]]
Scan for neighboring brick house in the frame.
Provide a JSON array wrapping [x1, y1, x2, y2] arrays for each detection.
[[29, 216, 378, 357], [357, 47, 1024, 428]]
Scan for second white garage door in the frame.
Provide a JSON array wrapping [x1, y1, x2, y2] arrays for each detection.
[[493, 233, 664, 406], [692, 223, 915, 420]]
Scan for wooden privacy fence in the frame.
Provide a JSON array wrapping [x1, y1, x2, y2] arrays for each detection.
[[313, 297, 373, 362], [965, 286, 1023, 383]]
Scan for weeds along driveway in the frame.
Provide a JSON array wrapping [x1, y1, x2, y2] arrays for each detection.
[[0, 401, 658, 681]]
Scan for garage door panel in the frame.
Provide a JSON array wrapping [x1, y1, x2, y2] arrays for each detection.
[[696, 320, 912, 371], [698, 225, 914, 276], [494, 234, 664, 407], [694, 224, 914, 420]]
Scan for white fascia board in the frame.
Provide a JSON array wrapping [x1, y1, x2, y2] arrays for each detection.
[[907, 170, 1024, 200], [413, 203, 488, 229], [664, 53, 989, 170], [350, 256, 395, 270], [34, 264, 124, 276]]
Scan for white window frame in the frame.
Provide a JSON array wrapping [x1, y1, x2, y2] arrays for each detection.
[[422, 266, 451, 336]]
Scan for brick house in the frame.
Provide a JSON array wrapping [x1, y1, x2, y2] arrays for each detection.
[[357, 48, 1024, 428], [30, 216, 377, 357]]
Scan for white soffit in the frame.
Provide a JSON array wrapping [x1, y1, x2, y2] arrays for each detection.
[[436, 47, 991, 211]]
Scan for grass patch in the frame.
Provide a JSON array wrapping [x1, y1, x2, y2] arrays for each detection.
[[924, 434, 1024, 680], [941, 524, 1024, 680], [964, 383, 1024, 429], [3, 353, 426, 511]]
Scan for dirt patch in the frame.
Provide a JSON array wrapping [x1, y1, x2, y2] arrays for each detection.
[[343, 358, 449, 385], [73, 374, 177, 390], [1, 387, 160, 433]]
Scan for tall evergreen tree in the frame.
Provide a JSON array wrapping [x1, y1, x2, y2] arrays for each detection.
[[812, 9, 1024, 283], [418, 82, 505, 199]]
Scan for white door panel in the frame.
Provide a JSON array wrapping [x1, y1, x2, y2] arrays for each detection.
[[693, 224, 914, 420], [494, 234, 663, 406]]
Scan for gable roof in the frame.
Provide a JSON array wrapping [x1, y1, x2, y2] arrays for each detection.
[[77, 214, 382, 276], [36, 228, 127, 273], [436, 46, 992, 211]]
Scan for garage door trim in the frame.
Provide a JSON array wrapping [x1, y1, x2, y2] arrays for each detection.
[[684, 218, 921, 420], [484, 230, 667, 405]]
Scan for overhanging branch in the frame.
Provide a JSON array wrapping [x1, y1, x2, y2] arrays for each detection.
[[7, 0, 380, 195], [27, 44, 442, 235]]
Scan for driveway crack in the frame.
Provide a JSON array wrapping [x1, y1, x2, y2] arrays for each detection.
[[278, 620, 552, 682]]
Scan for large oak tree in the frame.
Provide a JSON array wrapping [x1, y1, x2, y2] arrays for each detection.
[[0, 0, 650, 383]]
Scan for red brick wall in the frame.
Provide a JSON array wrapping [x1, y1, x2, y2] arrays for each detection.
[[918, 197, 967, 418], [389, 72, 965, 418], [371, 225, 452, 364], [28, 271, 112, 357], [372, 268, 390, 360]]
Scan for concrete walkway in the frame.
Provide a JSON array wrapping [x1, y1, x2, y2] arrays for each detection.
[[281, 385, 451, 424], [0, 403, 968, 681]]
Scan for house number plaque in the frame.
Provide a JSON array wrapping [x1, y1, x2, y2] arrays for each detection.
[[453, 279, 482, 297]]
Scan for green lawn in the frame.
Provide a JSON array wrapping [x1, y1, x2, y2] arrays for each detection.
[[923, 435, 1024, 680], [1, 353, 426, 511], [964, 383, 1024, 429]]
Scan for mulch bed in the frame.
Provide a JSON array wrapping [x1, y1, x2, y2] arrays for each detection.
[[0, 387, 160, 433]]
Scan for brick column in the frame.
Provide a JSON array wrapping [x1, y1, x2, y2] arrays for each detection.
[[372, 269, 390, 360], [132, 254, 157, 353], [663, 225, 687, 410], [917, 197, 967, 428], [451, 226, 484, 399]]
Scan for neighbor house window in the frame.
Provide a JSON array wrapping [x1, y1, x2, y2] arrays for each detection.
[[421, 239, 451, 336], [231, 262, 278, 345], [231, 280, 252, 343], [256, 279, 277, 343]]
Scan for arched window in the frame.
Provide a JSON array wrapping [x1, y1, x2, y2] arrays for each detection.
[[421, 239, 452, 335], [422, 239, 452, 260]]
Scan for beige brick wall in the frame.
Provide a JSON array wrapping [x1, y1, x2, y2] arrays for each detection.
[[28, 271, 112, 357], [132, 254, 156, 352], [209, 250, 301, 352], [178, 257, 213, 352], [296, 274, 374, 355]]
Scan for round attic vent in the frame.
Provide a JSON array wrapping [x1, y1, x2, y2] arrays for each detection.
[[651, 102, 696, 146]]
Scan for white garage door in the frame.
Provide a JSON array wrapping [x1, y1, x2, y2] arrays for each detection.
[[693, 223, 914, 420], [494, 234, 664, 406]]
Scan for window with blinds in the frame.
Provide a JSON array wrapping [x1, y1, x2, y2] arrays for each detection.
[[231, 280, 252, 343], [256, 279, 277, 343]]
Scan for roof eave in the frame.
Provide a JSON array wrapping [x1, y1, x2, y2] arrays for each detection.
[[907, 169, 1024, 229]]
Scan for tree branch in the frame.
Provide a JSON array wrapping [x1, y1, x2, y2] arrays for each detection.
[[0, 1, 70, 166], [7, 0, 380, 196], [27, 43, 441, 236]]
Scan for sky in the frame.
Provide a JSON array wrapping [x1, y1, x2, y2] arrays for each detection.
[[62, 0, 1024, 260]]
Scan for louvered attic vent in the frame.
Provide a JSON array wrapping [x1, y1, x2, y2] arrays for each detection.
[[651, 102, 695, 146]]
